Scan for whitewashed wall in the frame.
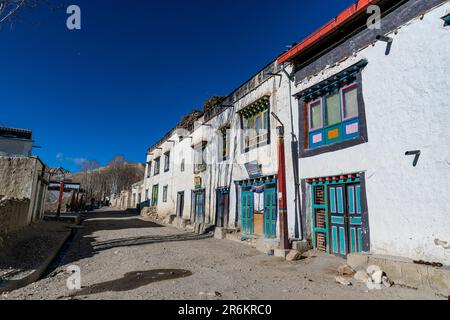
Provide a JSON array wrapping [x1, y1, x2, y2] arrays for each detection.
[[293, 3, 450, 264], [142, 66, 301, 239]]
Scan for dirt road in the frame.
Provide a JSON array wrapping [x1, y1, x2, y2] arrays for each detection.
[[1, 208, 441, 300]]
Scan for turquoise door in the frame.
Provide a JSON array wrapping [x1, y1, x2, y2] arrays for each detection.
[[347, 184, 363, 254], [329, 185, 347, 257], [329, 183, 363, 257], [241, 189, 253, 235], [264, 187, 277, 239]]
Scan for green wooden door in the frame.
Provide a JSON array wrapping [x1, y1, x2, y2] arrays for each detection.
[[347, 184, 363, 254], [264, 187, 277, 239], [329, 185, 347, 257], [151, 185, 159, 206], [329, 183, 364, 257], [241, 189, 253, 235]]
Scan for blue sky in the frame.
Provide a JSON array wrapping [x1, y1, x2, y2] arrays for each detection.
[[0, 0, 355, 172]]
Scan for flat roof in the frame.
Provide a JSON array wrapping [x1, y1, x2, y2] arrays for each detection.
[[0, 126, 33, 140]]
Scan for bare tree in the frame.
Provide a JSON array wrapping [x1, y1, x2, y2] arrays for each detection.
[[0, 0, 64, 30], [70, 156, 144, 202]]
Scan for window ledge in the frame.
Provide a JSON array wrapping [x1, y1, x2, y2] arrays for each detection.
[[300, 136, 366, 158], [244, 139, 270, 153]]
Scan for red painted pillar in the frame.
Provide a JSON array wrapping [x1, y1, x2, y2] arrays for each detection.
[[276, 126, 290, 250], [56, 178, 65, 219]]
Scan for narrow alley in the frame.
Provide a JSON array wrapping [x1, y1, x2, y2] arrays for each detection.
[[1, 209, 440, 300]]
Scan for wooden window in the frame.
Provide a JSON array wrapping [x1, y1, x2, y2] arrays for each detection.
[[162, 185, 168, 203], [306, 81, 361, 150], [154, 157, 160, 175], [193, 145, 206, 173], [146, 161, 152, 178], [164, 152, 170, 172], [219, 127, 230, 161], [325, 92, 341, 126], [341, 84, 358, 120], [243, 109, 269, 151], [308, 99, 322, 130]]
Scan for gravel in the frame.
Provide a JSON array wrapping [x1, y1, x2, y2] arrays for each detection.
[[0, 208, 442, 300]]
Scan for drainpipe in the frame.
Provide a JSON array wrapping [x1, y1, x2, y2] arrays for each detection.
[[271, 112, 289, 250]]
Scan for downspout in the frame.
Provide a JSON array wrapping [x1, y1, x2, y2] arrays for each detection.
[[283, 63, 304, 241]]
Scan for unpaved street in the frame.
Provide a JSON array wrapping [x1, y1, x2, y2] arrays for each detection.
[[1, 209, 441, 300]]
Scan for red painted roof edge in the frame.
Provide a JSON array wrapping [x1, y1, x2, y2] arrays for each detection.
[[277, 0, 383, 64]]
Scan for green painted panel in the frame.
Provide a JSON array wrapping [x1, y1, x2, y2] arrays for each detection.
[[329, 187, 336, 213], [350, 217, 362, 225], [350, 228, 356, 253], [264, 187, 277, 239], [331, 216, 345, 224], [336, 187, 344, 213], [356, 185, 362, 213], [339, 227, 346, 255], [348, 186, 355, 214], [358, 228, 363, 252], [332, 226, 338, 253]]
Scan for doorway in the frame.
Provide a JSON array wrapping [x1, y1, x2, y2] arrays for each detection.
[[215, 188, 229, 227], [310, 177, 367, 257], [191, 189, 205, 223], [240, 180, 278, 239], [176, 191, 184, 218]]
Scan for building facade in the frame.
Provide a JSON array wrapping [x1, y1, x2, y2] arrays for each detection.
[[139, 0, 450, 265], [142, 61, 302, 242], [279, 0, 450, 264]]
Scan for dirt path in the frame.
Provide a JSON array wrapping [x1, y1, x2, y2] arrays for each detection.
[[0, 208, 442, 300]]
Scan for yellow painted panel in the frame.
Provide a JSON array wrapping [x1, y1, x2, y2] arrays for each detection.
[[328, 128, 339, 140]]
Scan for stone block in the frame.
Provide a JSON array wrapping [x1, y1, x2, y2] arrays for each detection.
[[286, 250, 302, 261], [291, 240, 311, 254], [214, 227, 226, 240], [347, 253, 370, 271], [274, 249, 290, 259]]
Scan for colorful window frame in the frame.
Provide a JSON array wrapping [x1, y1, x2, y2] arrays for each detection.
[[307, 81, 360, 150]]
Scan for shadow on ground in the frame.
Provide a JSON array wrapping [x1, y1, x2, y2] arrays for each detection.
[[93, 232, 214, 251], [56, 209, 213, 267], [70, 269, 192, 297]]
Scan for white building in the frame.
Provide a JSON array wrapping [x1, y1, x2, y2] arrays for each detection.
[[140, 0, 449, 266], [142, 61, 300, 242], [0, 126, 33, 157], [278, 0, 450, 264]]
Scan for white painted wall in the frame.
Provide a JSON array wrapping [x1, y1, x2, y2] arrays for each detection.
[[142, 65, 301, 239], [0, 137, 33, 157], [293, 3, 450, 264]]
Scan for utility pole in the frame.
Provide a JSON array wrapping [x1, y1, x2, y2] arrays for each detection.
[[56, 176, 65, 219], [271, 112, 290, 250]]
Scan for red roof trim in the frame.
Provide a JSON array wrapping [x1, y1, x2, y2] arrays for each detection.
[[277, 0, 382, 64]]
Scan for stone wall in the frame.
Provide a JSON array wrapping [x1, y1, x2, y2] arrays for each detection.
[[0, 157, 37, 199], [0, 156, 48, 226], [0, 197, 30, 237]]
